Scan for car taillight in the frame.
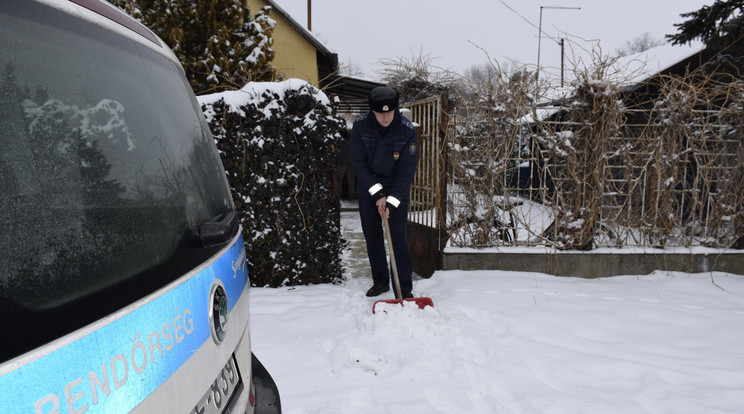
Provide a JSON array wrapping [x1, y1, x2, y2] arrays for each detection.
[[249, 379, 255, 409]]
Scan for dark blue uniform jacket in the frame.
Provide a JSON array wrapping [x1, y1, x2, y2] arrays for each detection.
[[349, 110, 418, 203]]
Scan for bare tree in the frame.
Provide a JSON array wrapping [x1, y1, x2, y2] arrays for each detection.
[[616, 31, 666, 57], [339, 58, 364, 77], [376, 49, 458, 103]]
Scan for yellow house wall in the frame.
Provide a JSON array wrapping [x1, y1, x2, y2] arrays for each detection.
[[246, 0, 319, 85]]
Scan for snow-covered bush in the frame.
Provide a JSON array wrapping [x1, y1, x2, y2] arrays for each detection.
[[199, 80, 347, 287]]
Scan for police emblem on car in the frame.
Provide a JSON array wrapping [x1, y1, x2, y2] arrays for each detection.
[[209, 280, 228, 343]]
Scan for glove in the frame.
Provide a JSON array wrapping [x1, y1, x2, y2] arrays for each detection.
[[385, 196, 401, 218], [385, 201, 397, 216]]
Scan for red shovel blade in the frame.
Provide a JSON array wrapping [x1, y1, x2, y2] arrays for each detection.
[[372, 297, 434, 314]]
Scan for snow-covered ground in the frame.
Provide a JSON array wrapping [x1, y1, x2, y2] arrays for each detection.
[[249, 213, 744, 414]]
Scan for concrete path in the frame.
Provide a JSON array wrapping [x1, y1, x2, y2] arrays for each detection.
[[340, 203, 370, 281], [340, 201, 425, 284]]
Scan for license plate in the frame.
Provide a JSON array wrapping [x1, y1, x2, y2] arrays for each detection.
[[191, 355, 242, 414]]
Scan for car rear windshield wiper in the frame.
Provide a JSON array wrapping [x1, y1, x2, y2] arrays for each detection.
[[199, 210, 238, 247]]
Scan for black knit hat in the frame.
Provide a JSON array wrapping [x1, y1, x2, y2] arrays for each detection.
[[368, 86, 399, 113]]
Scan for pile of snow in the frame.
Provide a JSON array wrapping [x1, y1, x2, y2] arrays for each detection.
[[251, 267, 744, 413], [198, 79, 331, 120]]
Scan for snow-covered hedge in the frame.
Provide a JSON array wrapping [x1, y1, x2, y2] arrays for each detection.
[[199, 80, 346, 287]]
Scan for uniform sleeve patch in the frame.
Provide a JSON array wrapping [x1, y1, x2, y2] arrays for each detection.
[[409, 143, 417, 155]]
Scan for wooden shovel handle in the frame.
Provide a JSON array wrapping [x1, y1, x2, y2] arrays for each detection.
[[383, 216, 403, 300]]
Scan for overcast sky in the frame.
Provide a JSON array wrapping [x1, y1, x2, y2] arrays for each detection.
[[271, 0, 711, 80]]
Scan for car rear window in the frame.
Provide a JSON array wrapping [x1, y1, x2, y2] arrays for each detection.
[[0, 0, 235, 361]]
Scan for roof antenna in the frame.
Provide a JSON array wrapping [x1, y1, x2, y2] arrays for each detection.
[[307, 0, 312, 31]]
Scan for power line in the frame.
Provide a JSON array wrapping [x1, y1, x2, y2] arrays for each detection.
[[496, 0, 560, 44]]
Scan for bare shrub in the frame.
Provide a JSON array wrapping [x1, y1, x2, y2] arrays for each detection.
[[447, 63, 534, 247], [537, 53, 628, 249], [446, 53, 744, 250]]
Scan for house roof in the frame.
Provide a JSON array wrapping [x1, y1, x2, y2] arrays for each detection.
[[526, 42, 709, 123], [252, 1, 388, 114], [326, 75, 385, 114], [325, 75, 384, 99], [254, 1, 386, 113], [614, 41, 707, 92], [260, 0, 336, 64]]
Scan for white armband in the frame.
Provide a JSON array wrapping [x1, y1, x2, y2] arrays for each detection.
[[368, 183, 383, 196], [387, 196, 401, 208]]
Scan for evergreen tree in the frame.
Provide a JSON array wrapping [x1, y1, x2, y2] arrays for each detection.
[[667, 0, 744, 75], [667, 0, 744, 47], [109, 0, 276, 93]]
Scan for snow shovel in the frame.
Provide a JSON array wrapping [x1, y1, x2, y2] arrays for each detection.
[[372, 215, 434, 314]]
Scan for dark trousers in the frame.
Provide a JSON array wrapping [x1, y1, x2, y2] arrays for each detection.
[[358, 197, 413, 295]]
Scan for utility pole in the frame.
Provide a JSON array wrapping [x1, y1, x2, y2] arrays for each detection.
[[536, 6, 580, 94], [560, 38, 565, 87], [307, 0, 312, 31]]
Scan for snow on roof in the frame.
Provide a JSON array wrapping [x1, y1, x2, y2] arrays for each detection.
[[520, 106, 563, 124], [260, 0, 334, 56], [546, 41, 706, 91], [526, 41, 707, 122], [612, 41, 706, 88]]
